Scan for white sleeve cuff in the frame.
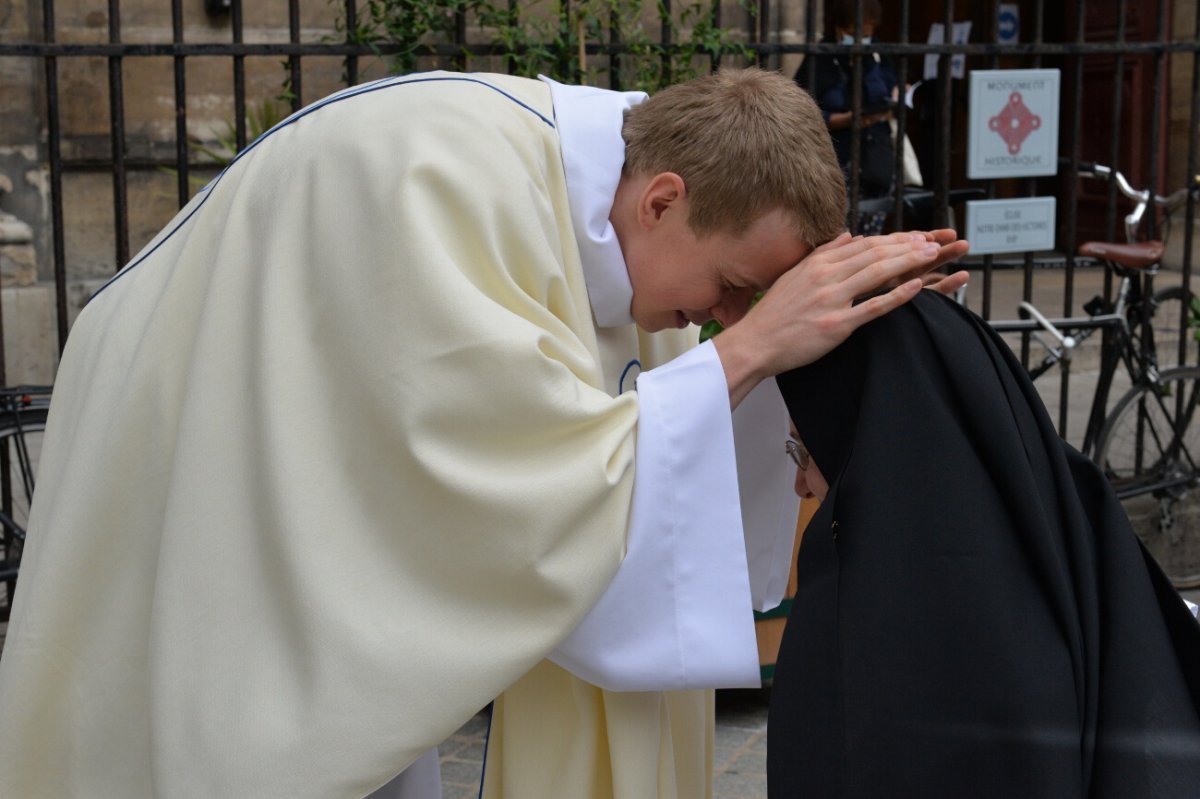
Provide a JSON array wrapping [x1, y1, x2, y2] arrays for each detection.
[[732, 379, 802, 613], [548, 340, 761, 691]]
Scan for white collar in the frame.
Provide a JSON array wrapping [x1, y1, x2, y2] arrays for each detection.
[[540, 76, 647, 328]]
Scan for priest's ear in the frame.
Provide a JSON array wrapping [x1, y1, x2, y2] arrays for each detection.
[[636, 172, 687, 229]]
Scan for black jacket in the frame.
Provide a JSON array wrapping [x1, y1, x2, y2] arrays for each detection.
[[770, 291, 1200, 797], [796, 50, 898, 196]]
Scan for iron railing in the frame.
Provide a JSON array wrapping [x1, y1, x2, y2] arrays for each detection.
[[0, 0, 1198, 440]]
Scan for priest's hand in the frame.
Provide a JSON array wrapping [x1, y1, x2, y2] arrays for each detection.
[[713, 229, 969, 408]]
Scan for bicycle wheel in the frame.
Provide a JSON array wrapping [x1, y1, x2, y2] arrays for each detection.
[[0, 409, 47, 623], [1143, 286, 1200, 369], [1094, 367, 1200, 588]]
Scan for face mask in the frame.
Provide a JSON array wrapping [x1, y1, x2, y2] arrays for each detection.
[[840, 34, 872, 45]]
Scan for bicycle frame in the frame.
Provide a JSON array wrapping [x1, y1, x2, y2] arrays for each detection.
[[0, 386, 50, 547], [988, 263, 1167, 458]]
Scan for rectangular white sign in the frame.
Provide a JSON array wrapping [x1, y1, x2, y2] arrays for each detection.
[[968, 68, 1060, 179], [924, 21, 973, 81], [965, 197, 1056, 254]]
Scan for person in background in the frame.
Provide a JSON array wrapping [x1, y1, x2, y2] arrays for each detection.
[[770, 290, 1200, 797], [796, 0, 897, 235]]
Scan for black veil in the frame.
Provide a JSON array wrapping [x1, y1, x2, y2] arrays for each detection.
[[769, 290, 1200, 797]]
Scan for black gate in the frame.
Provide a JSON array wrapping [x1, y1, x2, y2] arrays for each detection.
[[0, 0, 1197, 440]]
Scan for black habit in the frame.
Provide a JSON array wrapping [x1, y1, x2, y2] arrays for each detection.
[[769, 291, 1200, 797]]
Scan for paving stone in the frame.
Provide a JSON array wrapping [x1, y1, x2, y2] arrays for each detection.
[[714, 769, 768, 799]]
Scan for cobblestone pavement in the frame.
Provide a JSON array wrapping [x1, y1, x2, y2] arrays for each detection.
[[437, 711, 492, 799], [436, 689, 772, 799], [711, 690, 772, 798]]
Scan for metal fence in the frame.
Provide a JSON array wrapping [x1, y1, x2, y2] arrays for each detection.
[[0, 0, 1198, 440]]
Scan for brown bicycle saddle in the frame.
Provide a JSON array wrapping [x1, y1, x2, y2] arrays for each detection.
[[1078, 240, 1165, 270]]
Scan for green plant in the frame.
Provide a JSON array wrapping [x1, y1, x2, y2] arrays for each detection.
[[188, 99, 290, 168], [159, 99, 290, 197], [331, 0, 758, 93], [698, 291, 762, 342]]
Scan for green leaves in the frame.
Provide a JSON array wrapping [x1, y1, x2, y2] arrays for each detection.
[[190, 100, 289, 167], [330, 0, 755, 93]]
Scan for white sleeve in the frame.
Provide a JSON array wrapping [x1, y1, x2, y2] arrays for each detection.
[[732, 378, 803, 613], [547, 341, 798, 691]]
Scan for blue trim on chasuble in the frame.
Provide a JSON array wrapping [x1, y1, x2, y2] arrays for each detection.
[[91, 75, 556, 300], [618, 359, 641, 394]]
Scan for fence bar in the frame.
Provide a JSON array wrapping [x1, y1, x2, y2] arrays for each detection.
[[557, 0, 571, 82], [171, 0, 188, 208], [935, 0, 953, 229], [1102, 0, 1128, 246], [343, 0, 358, 86], [757, 0, 770, 68], [288, 0, 302, 110], [891, 0, 910, 232], [1057, 0, 1089, 434], [846, 0, 864, 230], [1146, 0, 1168, 243], [608, 6, 621, 89], [39, 0, 68, 354], [979, 0, 1002, 321], [231, 0, 246, 151], [1019, 0, 1046, 366], [1180, 3, 1200, 356], [505, 0, 518, 75], [709, 0, 721, 73], [1150, 0, 1179, 365], [660, 0, 672, 86], [107, 0, 129, 271], [453, 0, 467, 73], [800, 0, 817, 92]]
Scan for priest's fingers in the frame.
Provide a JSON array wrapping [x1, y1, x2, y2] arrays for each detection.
[[903, 228, 960, 246], [888, 239, 971, 286], [894, 230, 969, 267], [928, 228, 961, 246], [835, 240, 944, 299], [922, 269, 970, 296], [845, 278, 925, 328], [819, 231, 932, 267]]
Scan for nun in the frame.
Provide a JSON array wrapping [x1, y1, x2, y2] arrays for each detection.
[[770, 290, 1200, 797]]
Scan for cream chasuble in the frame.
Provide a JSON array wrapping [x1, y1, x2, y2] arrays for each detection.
[[0, 72, 797, 799]]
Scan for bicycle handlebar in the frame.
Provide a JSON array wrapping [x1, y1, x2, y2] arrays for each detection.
[[1059, 157, 1198, 243]]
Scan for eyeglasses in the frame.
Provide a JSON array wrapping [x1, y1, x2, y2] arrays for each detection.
[[785, 439, 810, 471]]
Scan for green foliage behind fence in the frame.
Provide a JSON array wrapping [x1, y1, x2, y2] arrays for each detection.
[[334, 0, 758, 93]]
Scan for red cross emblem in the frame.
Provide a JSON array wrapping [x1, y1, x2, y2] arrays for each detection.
[[988, 91, 1042, 155]]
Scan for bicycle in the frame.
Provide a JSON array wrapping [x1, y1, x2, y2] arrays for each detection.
[[986, 162, 1200, 589], [1082, 162, 1200, 372], [0, 386, 51, 624]]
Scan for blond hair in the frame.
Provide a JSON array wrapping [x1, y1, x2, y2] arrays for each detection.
[[622, 68, 847, 246]]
